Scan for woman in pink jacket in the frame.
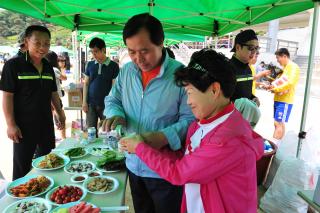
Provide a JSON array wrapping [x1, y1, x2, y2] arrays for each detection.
[[120, 49, 264, 213]]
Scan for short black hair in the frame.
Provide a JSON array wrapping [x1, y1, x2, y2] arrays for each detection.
[[123, 13, 164, 46], [175, 49, 236, 98], [89, 37, 106, 49], [25, 25, 51, 39], [275, 48, 290, 58], [45, 51, 58, 68]]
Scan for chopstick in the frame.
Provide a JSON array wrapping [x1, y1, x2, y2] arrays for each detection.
[[100, 206, 129, 211]]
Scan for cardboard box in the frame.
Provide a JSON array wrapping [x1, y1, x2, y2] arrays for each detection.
[[67, 89, 83, 107]]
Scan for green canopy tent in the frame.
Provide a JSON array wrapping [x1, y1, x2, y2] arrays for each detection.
[[0, 0, 319, 157], [77, 31, 125, 48], [0, 0, 315, 36], [76, 31, 205, 74], [77, 31, 205, 48]]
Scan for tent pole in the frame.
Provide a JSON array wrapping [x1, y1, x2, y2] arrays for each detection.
[[148, 0, 155, 15], [72, 30, 80, 83], [296, 1, 320, 158]]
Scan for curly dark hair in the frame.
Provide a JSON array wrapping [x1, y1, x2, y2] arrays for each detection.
[[175, 49, 236, 98]]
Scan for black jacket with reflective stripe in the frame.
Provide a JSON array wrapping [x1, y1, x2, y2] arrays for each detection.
[[0, 53, 57, 124], [230, 55, 255, 101]]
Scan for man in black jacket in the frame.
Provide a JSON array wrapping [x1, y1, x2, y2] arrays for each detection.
[[230, 29, 260, 105]]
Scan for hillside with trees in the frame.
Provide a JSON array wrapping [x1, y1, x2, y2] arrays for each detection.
[[0, 9, 72, 48]]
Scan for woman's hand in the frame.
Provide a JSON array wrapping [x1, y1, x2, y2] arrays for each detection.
[[119, 134, 144, 153]]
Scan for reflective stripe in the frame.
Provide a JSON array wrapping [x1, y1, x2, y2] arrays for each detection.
[[236, 76, 254, 82], [42, 76, 53, 80], [18, 75, 53, 80], [18, 76, 40, 79]]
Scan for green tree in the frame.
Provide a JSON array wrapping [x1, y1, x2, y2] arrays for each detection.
[[0, 9, 72, 47]]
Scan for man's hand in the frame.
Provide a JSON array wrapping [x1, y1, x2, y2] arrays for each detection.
[[254, 70, 271, 80], [119, 134, 144, 153], [55, 111, 66, 130], [266, 85, 275, 92], [82, 104, 89, 113], [7, 124, 22, 143], [101, 116, 126, 132], [261, 69, 271, 77]]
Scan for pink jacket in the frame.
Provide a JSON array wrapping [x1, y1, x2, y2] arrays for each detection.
[[136, 109, 264, 213]]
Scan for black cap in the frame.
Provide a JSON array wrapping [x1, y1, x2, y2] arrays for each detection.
[[231, 29, 258, 52]]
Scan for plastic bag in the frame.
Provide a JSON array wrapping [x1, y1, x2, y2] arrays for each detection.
[[260, 158, 318, 213], [265, 127, 320, 188]]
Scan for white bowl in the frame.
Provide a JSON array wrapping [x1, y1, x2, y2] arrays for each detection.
[[64, 160, 96, 175], [83, 176, 119, 195], [86, 146, 112, 156], [87, 170, 102, 177], [6, 174, 54, 199], [32, 153, 70, 171], [63, 147, 88, 159], [3, 197, 52, 213], [70, 174, 88, 183], [45, 184, 87, 206], [51, 201, 97, 213]]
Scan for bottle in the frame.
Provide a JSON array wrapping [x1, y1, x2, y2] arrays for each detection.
[[87, 127, 96, 143], [115, 125, 125, 138], [74, 130, 83, 142]]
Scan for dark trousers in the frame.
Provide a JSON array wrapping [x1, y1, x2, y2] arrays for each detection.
[[128, 170, 183, 213], [13, 143, 52, 180], [87, 105, 106, 132], [13, 122, 54, 180]]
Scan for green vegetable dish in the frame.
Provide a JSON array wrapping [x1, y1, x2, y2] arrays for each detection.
[[64, 148, 85, 157], [96, 150, 124, 168]]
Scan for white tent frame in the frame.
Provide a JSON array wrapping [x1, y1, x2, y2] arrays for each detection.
[[296, 1, 320, 158]]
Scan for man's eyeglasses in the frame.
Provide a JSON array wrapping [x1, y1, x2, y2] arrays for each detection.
[[29, 39, 50, 49], [241, 44, 260, 52]]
